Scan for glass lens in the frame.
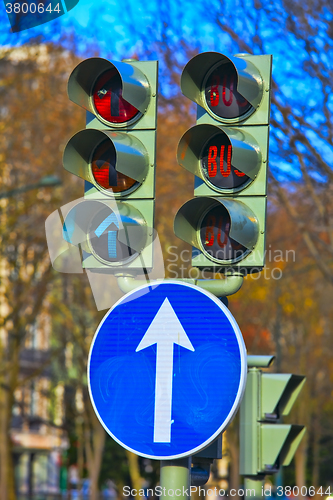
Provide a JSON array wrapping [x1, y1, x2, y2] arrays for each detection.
[[204, 61, 253, 120], [89, 206, 138, 264], [93, 69, 140, 124], [201, 133, 249, 190], [91, 139, 137, 193], [200, 205, 247, 262]]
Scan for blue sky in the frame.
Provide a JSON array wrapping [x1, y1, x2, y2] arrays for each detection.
[[0, 0, 294, 56], [1, 0, 332, 181]]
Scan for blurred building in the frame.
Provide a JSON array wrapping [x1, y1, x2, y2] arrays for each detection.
[[10, 313, 68, 497], [0, 45, 69, 497]]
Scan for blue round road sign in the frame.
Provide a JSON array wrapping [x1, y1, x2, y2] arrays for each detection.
[[88, 281, 247, 459]]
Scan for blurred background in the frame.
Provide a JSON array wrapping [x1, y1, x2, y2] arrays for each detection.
[[0, 0, 332, 498]]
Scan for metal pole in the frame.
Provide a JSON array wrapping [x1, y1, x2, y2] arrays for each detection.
[[160, 458, 191, 500], [244, 477, 264, 500]]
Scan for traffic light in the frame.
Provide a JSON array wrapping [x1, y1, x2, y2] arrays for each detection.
[[62, 57, 158, 272], [174, 52, 272, 273], [239, 358, 306, 476]]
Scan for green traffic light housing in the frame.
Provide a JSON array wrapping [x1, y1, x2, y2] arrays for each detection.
[[63, 128, 155, 199], [63, 58, 158, 272], [68, 57, 158, 130], [174, 196, 266, 271], [240, 365, 306, 476], [61, 199, 154, 272], [261, 373, 306, 420], [174, 51, 272, 275], [47, 57, 158, 282], [177, 123, 268, 196], [181, 52, 272, 126]]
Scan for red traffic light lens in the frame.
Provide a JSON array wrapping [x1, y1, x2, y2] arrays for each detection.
[[91, 139, 137, 193], [92, 69, 140, 125], [200, 205, 247, 262], [204, 61, 253, 120], [201, 133, 249, 190]]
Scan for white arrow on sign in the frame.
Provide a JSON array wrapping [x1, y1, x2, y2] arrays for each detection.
[[136, 297, 195, 443]]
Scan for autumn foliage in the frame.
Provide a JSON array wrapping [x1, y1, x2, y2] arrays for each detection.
[[0, 39, 332, 498]]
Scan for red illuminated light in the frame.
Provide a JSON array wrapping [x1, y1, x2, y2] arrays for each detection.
[[91, 139, 137, 193], [92, 69, 140, 125], [207, 145, 244, 178], [201, 134, 248, 190]]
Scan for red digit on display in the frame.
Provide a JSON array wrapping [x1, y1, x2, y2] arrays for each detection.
[[205, 61, 253, 120], [205, 216, 216, 246], [208, 146, 218, 177], [220, 145, 232, 178], [235, 169, 245, 177], [222, 74, 234, 106], [210, 75, 220, 107], [217, 217, 229, 247]]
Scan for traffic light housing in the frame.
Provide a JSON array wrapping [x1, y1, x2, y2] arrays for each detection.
[[239, 363, 306, 476], [62, 58, 158, 272], [174, 52, 272, 273]]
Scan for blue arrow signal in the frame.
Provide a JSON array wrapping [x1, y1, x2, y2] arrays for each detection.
[[107, 231, 117, 258], [95, 212, 119, 259]]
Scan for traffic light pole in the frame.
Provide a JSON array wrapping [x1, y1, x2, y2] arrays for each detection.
[[244, 477, 264, 500], [160, 458, 191, 500]]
